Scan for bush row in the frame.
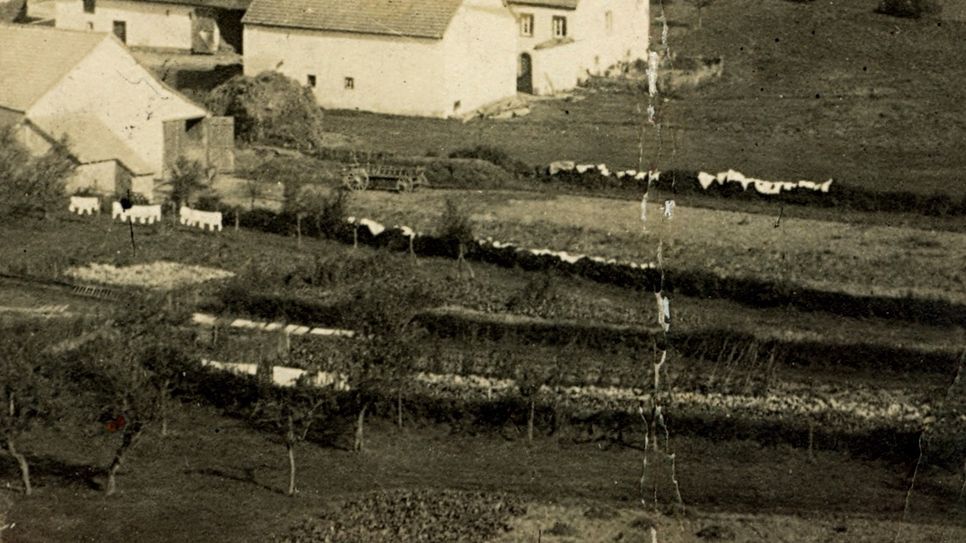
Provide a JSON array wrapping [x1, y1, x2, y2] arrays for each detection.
[[310, 144, 966, 217], [532, 168, 966, 217], [180, 362, 961, 465], [212, 206, 966, 326]]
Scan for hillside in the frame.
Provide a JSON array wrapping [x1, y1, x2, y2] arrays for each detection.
[[322, 0, 966, 196]]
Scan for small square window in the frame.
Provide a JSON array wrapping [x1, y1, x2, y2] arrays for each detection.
[[83, 0, 95, 14], [86, 22, 94, 31], [519, 14, 533, 37], [344, 77, 355, 90], [552, 16, 567, 39], [307, 74, 316, 87]]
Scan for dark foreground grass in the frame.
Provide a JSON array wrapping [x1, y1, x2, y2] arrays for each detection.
[[4, 404, 964, 542], [321, 0, 966, 198]]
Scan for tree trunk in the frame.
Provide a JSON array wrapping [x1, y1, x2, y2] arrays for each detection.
[[286, 414, 297, 496], [397, 389, 403, 429], [697, 7, 703, 29], [160, 379, 170, 438], [296, 215, 302, 248], [354, 404, 368, 452], [527, 397, 535, 446], [6, 436, 31, 496], [106, 422, 143, 496], [234, 210, 240, 232], [287, 442, 296, 496], [457, 243, 474, 280]]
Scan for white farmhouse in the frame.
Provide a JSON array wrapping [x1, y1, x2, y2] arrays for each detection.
[[54, 0, 249, 53], [508, 0, 649, 95], [241, 0, 518, 118], [0, 24, 220, 200]]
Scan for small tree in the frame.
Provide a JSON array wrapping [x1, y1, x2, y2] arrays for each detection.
[[250, 382, 331, 496], [167, 157, 208, 208], [0, 322, 63, 495], [436, 197, 475, 280], [88, 346, 161, 496], [0, 126, 74, 220], [243, 177, 264, 211], [84, 296, 193, 495], [687, 0, 715, 29], [342, 281, 438, 448]]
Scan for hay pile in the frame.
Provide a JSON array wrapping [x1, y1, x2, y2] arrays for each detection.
[[206, 71, 326, 152]]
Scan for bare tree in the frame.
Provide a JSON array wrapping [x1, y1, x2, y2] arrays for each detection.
[[436, 197, 476, 280], [243, 177, 264, 211], [250, 382, 331, 496], [0, 322, 63, 495], [687, 0, 715, 29]]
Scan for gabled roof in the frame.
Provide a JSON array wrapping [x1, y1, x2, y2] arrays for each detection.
[[242, 0, 466, 39], [30, 114, 155, 174], [127, 0, 251, 10], [507, 0, 578, 9], [0, 24, 107, 112]]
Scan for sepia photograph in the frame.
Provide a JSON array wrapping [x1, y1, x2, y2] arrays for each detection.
[[0, 0, 964, 541]]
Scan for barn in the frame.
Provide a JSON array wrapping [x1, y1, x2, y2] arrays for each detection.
[[53, 0, 249, 53], [0, 24, 232, 200], [241, 0, 518, 118]]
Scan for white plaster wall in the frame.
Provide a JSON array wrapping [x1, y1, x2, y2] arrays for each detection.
[[531, 41, 582, 95], [67, 160, 116, 194], [574, 0, 649, 73], [510, 0, 649, 92], [28, 37, 208, 174], [244, 25, 448, 117], [443, 0, 518, 116], [55, 0, 198, 50]]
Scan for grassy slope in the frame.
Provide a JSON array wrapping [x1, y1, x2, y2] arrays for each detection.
[[6, 404, 965, 543], [321, 0, 966, 196], [3, 217, 961, 354], [344, 189, 966, 303]]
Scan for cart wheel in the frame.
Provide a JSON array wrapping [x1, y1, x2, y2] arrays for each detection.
[[396, 177, 414, 193], [343, 168, 369, 191]]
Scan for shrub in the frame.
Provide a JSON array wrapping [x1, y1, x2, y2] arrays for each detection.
[[436, 197, 475, 256], [448, 145, 532, 176], [875, 0, 941, 18], [0, 127, 74, 220], [166, 157, 208, 207]]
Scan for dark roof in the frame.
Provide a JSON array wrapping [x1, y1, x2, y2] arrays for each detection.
[[129, 0, 251, 10], [507, 0, 578, 9], [242, 0, 466, 39]]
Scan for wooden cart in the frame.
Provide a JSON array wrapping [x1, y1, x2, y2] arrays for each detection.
[[342, 163, 429, 193]]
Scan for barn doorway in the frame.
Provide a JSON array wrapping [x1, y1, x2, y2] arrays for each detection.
[[517, 53, 533, 94]]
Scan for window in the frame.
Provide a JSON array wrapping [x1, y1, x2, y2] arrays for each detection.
[[112, 20, 126, 44], [83, 0, 95, 13], [552, 16, 567, 38], [344, 77, 354, 90], [519, 13, 533, 37], [86, 22, 94, 31], [307, 74, 316, 88], [605, 11, 613, 34]]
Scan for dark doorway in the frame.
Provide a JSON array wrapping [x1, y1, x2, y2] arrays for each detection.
[[112, 20, 126, 44], [216, 10, 245, 54], [517, 53, 533, 94]]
